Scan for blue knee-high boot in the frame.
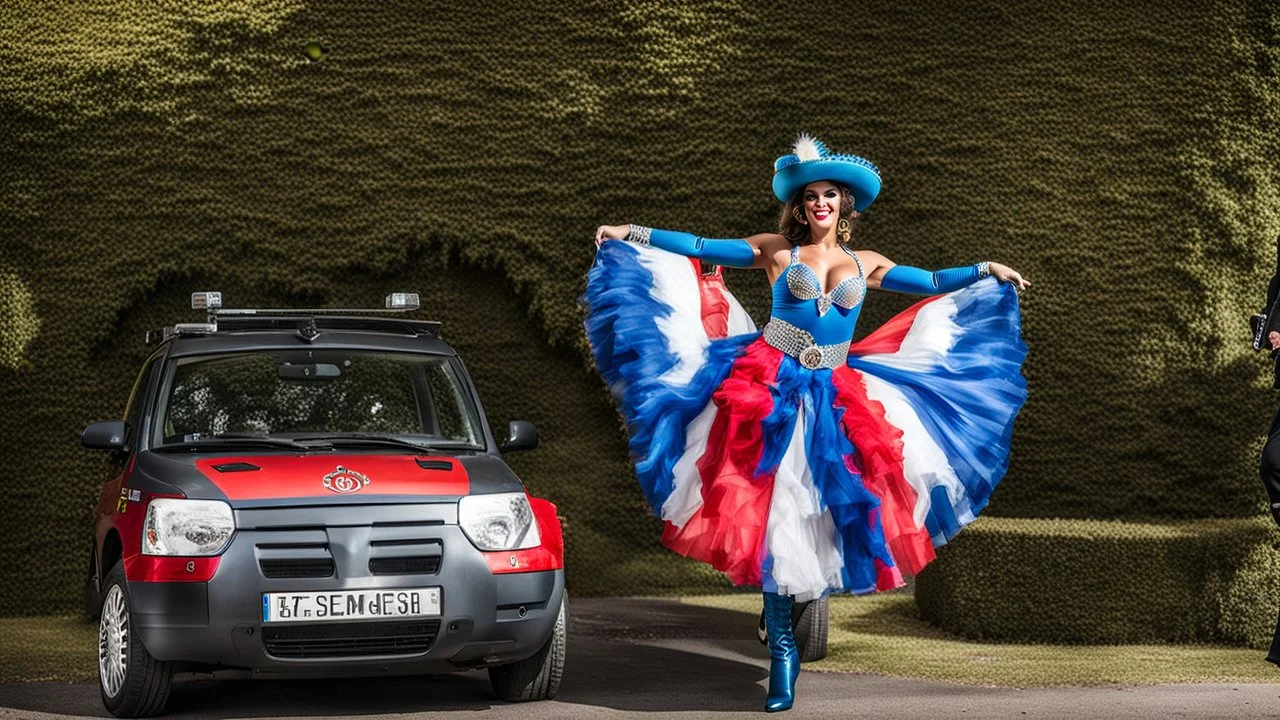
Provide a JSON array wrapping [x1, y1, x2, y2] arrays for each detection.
[[762, 592, 799, 712]]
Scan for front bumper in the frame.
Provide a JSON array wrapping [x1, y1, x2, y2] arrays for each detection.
[[127, 502, 564, 675]]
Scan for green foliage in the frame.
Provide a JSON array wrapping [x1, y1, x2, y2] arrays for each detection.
[[0, 616, 97, 683], [686, 594, 1280, 686], [0, 0, 305, 126], [915, 517, 1280, 648], [1214, 540, 1280, 647], [0, 268, 39, 370], [1, 0, 1279, 619]]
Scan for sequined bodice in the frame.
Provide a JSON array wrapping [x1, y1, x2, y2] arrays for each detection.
[[770, 245, 867, 346], [785, 245, 866, 314]]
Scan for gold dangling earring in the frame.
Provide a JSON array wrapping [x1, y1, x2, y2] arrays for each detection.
[[836, 218, 851, 243]]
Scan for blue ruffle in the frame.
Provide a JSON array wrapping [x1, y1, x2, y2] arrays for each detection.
[[582, 241, 754, 513], [848, 278, 1028, 544], [756, 358, 892, 595], [584, 245, 1027, 596]]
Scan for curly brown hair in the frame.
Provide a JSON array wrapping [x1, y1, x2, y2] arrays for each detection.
[[778, 182, 858, 247]]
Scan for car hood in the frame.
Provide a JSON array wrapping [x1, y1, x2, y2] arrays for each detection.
[[132, 451, 526, 507]]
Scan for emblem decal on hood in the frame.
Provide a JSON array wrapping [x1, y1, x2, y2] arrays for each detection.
[[322, 466, 370, 494]]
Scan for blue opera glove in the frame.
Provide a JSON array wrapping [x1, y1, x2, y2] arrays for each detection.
[[625, 225, 756, 268], [880, 262, 991, 295]]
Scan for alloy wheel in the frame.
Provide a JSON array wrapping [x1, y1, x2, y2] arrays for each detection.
[[98, 585, 129, 698]]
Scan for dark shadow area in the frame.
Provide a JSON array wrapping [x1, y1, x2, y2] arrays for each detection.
[[0, 599, 769, 717]]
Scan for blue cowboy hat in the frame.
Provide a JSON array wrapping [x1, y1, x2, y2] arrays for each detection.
[[771, 134, 882, 211]]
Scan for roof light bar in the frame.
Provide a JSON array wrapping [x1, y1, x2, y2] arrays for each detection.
[[191, 292, 222, 311], [144, 323, 218, 344], [385, 293, 420, 311], [146, 291, 429, 344], [210, 292, 423, 316]]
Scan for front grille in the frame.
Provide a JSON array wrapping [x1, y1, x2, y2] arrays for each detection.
[[260, 558, 334, 579], [369, 556, 441, 575], [263, 620, 440, 659]]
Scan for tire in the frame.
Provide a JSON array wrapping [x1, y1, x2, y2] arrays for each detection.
[[488, 593, 566, 702], [757, 596, 829, 662], [795, 595, 828, 662], [84, 547, 103, 622], [98, 561, 174, 718]]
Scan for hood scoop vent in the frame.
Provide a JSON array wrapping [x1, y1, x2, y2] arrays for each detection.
[[212, 462, 261, 473], [415, 458, 454, 471]]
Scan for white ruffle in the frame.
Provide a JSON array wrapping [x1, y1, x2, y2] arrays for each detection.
[[764, 402, 845, 602], [660, 400, 717, 528], [859, 294, 962, 373], [853, 292, 976, 543], [632, 244, 710, 387], [724, 284, 758, 335], [859, 372, 974, 537]]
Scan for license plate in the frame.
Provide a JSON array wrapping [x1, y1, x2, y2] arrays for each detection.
[[262, 588, 441, 623]]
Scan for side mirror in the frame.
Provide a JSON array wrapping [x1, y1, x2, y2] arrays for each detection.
[[499, 420, 539, 453], [82, 420, 129, 452]]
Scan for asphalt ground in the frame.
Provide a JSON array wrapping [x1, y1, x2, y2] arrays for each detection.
[[2, 598, 1279, 719]]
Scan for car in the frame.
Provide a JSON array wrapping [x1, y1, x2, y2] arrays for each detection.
[[80, 292, 567, 718]]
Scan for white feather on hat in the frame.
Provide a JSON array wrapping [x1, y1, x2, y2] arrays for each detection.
[[793, 133, 824, 162]]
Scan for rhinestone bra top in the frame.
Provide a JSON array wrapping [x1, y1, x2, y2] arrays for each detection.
[[784, 245, 866, 316]]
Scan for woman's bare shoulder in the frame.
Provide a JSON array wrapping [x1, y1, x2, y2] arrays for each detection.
[[747, 231, 788, 249], [851, 248, 892, 268], [747, 232, 791, 273]]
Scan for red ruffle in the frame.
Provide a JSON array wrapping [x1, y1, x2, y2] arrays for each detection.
[[662, 338, 939, 590], [693, 260, 732, 340], [832, 365, 936, 577], [661, 338, 783, 586], [847, 294, 943, 357]]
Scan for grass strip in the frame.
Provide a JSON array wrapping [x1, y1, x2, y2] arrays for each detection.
[[0, 616, 97, 683], [681, 593, 1280, 687], [9, 599, 1280, 688]]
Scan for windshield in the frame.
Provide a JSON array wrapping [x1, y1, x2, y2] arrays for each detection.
[[152, 350, 485, 451]]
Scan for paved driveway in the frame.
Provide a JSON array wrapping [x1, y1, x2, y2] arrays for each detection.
[[2, 598, 1278, 719]]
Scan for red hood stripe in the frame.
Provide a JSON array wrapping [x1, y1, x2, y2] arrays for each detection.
[[195, 455, 469, 500]]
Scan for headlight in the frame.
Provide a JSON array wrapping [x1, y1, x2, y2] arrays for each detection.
[[458, 493, 541, 551], [142, 499, 235, 556]]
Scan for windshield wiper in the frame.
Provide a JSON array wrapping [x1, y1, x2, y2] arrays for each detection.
[[156, 437, 328, 452], [293, 434, 438, 453]]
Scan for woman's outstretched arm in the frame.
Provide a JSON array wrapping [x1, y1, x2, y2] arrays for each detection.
[[595, 224, 781, 270], [859, 250, 1030, 293]]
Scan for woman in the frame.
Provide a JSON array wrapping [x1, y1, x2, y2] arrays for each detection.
[[583, 134, 1029, 712]]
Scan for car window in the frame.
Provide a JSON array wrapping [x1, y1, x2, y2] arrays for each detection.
[[154, 351, 483, 449], [423, 360, 481, 443], [122, 356, 158, 448]]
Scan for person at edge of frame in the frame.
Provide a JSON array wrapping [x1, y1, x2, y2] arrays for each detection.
[[1256, 232, 1280, 667]]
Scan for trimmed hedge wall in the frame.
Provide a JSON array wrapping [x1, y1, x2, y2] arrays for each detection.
[[1, 0, 1279, 620], [915, 518, 1280, 648]]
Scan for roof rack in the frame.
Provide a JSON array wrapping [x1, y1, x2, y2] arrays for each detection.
[[145, 292, 439, 344]]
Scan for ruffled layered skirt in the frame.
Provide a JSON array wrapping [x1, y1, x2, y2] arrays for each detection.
[[583, 240, 1028, 601]]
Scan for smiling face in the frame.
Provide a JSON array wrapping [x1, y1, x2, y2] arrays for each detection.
[[779, 180, 858, 245], [801, 181, 843, 230]]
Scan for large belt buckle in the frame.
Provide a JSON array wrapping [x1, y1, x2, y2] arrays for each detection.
[[798, 345, 824, 370]]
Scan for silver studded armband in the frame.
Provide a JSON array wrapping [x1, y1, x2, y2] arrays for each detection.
[[625, 224, 653, 245]]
